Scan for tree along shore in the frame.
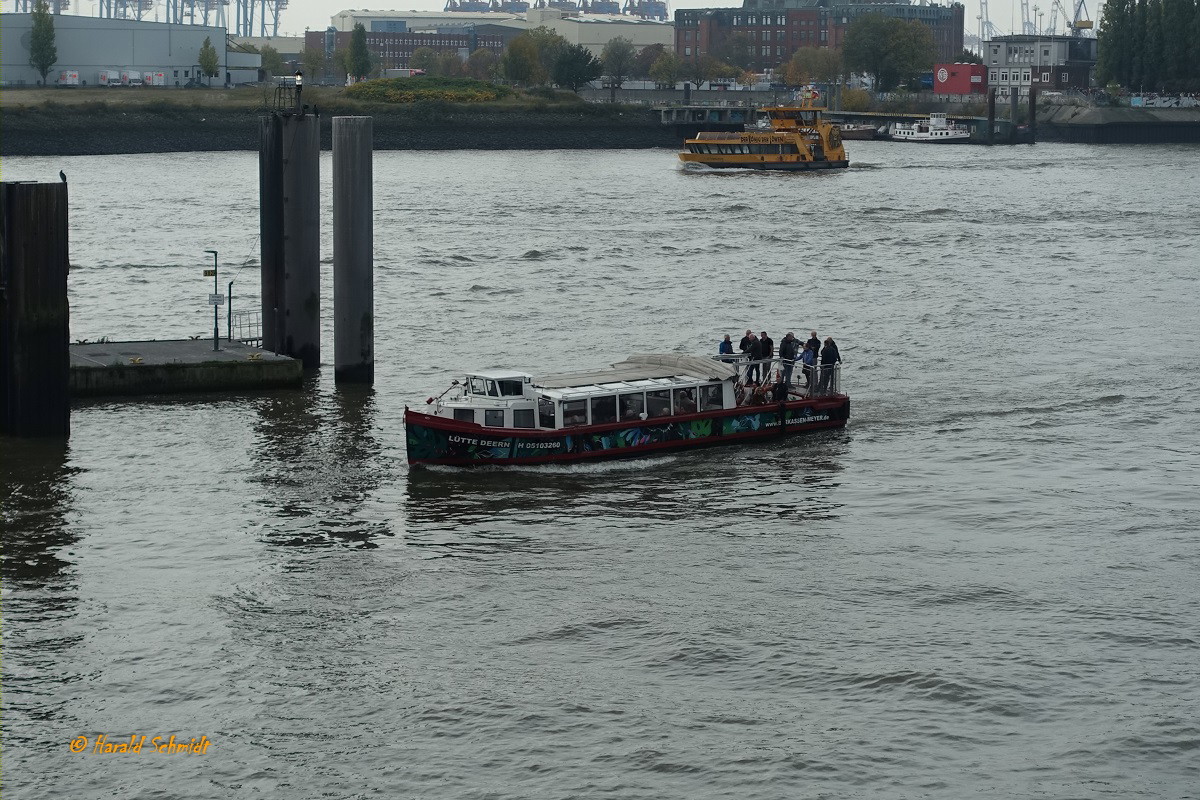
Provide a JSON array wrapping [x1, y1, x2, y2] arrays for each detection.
[[2, 101, 679, 157]]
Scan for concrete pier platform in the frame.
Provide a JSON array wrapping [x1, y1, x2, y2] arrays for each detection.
[[70, 339, 303, 397]]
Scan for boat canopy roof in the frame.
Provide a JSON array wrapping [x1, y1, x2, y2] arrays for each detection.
[[466, 369, 533, 381], [536, 354, 736, 391]]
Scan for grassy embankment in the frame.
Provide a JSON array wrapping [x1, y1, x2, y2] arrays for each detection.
[[2, 77, 676, 156]]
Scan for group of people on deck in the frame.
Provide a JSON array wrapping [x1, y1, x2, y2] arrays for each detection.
[[719, 329, 841, 396]]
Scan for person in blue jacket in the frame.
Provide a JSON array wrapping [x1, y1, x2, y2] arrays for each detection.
[[719, 334, 734, 359]]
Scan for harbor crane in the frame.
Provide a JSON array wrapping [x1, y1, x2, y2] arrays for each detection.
[[1021, 0, 1038, 34], [977, 0, 1002, 42], [1045, 0, 1095, 35]]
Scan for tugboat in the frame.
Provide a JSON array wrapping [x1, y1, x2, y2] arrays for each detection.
[[678, 90, 849, 171], [404, 353, 849, 466], [890, 112, 971, 142]]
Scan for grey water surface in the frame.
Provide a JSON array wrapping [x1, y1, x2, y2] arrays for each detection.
[[2, 142, 1199, 799]]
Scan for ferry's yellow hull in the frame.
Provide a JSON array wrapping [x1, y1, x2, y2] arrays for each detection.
[[679, 154, 849, 170]]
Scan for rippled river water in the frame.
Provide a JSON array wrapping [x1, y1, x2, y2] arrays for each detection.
[[3, 142, 1199, 798]]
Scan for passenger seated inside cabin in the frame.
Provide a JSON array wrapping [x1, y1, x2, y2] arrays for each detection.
[[590, 395, 617, 425], [673, 388, 697, 414], [620, 393, 645, 421], [646, 390, 671, 418], [699, 384, 723, 411], [562, 399, 588, 427]]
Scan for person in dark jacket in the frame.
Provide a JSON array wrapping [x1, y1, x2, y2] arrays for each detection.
[[806, 331, 821, 359], [759, 331, 774, 382], [747, 334, 763, 384], [739, 330, 753, 354], [817, 337, 841, 395], [778, 332, 799, 387]]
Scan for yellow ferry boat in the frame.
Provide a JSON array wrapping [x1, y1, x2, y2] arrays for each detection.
[[678, 94, 849, 171]]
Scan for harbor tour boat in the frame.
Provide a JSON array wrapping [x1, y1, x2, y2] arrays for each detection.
[[890, 112, 971, 143], [405, 353, 849, 466], [678, 93, 849, 171]]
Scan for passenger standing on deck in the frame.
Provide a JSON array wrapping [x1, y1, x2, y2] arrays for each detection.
[[747, 333, 763, 384], [806, 331, 821, 359], [760, 331, 774, 382], [801, 342, 816, 390], [719, 334, 734, 360], [778, 332, 798, 387], [739, 330, 753, 354], [817, 337, 841, 395]]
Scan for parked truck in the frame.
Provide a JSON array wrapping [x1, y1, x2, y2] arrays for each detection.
[[120, 70, 143, 87], [57, 70, 80, 87], [144, 70, 167, 87], [97, 69, 121, 87]]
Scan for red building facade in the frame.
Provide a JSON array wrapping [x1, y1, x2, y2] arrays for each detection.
[[933, 62, 986, 94], [675, 2, 966, 75]]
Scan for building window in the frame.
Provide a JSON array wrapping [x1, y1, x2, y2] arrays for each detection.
[[990, 71, 997, 82], [1000, 71, 1008, 81], [684, 30, 691, 40], [1061, 72, 1069, 82], [1022, 71, 1030, 82], [1041, 72, 1050, 82], [685, 47, 692, 56], [762, 45, 770, 55]]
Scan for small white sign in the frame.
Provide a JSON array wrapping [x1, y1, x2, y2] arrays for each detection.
[[208, 293, 225, 306]]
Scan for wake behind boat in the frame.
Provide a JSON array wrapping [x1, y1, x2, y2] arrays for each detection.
[[404, 353, 848, 466]]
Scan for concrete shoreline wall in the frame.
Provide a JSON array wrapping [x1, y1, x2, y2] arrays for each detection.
[[5, 103, 1199, 157], [2, 107, 681, 157]]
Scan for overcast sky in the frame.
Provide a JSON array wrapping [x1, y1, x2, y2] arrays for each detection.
[[267, 1, 1038, 39]]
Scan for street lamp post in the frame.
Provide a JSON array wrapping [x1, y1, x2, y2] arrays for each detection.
[[294, 70, 303, 114]]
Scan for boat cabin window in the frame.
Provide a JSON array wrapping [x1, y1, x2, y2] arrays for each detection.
[[646, 390, 671, 418], [497, 379, 524, 397], [563, 399, 588, 427], [538, 396, 556, 429], [700, 384, 723, 411], [673, 387, 698, 414], [591, 395, 617, 425], [453, 408, 475, 423], [513, 408, 535, 429], [484, 409, 504, 427], [469, 377, 488, 395], [619, 392, 645, 421]]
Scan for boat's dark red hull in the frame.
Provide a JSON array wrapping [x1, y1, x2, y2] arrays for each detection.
[[405, 395, 849, 466]]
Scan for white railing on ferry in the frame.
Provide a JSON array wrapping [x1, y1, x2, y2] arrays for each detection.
[[712, 355, 841, 397]]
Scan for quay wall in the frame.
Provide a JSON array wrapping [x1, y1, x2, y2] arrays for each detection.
[[6, 99, 1200, 156], [1036, 105, 1200, 143], [70, 358, 303, 397], [2, 105, 680, 157]]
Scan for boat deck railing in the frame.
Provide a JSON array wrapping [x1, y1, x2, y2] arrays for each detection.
[[715, 355, 842, 399]]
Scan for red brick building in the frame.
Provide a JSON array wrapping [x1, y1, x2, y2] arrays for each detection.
[[303, 29, 505, 73], [933, 62, 987, 94], [675, 1, 966, 75]]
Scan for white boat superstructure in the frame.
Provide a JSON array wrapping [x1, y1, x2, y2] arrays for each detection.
[[423, 353, 841, 431], [890, 112, 971, 142]]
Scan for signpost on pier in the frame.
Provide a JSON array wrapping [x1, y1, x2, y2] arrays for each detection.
[[204, 250, 219, 351]]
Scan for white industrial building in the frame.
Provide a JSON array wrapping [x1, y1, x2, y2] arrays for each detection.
[[329, 7, 674, 56], [1, 13, 260, 87]]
